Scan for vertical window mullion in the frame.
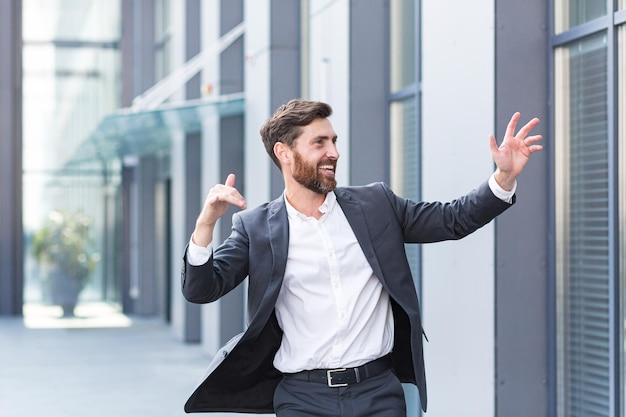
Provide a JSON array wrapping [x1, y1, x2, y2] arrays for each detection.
[[618, 22, 626, 417], [606, 3, 620, 416]]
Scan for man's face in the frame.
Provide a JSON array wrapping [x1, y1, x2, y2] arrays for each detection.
[[290, 118, 339, 194]]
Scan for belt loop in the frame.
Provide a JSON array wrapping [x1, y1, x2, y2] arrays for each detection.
[[354, 367, 361, 383]]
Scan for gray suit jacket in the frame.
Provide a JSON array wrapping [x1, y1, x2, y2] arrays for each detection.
[[181, 180, 513, 413]]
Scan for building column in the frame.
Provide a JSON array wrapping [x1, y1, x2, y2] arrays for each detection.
[[244, 0, 301, 203], [0, 0, 23, 316], [349, 0, 388, 185], [421, 0, 497, 415], [306, 0, 350, 186], [494, 0, 549, 416], [133, 156, 159, 315], [171, 0, 205, 343]]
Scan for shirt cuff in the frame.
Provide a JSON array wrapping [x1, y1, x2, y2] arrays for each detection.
[[187, 237, 213, 266], [488, 173, 516, 204]]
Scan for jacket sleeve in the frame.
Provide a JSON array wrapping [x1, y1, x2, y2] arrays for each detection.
[[381, 180, 513, 243], [181, 213, 250, 304]]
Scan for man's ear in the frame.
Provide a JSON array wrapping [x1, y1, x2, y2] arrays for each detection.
[[274, 142, 290, 165]]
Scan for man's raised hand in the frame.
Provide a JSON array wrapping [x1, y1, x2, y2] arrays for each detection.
[[192, 174, 246, 247], [490, 112, 543, 191]]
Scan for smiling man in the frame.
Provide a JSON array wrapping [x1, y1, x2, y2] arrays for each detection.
[[181, 99, 543, 416]]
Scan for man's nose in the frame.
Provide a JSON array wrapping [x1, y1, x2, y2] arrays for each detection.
[[327, 143, 340, 159]]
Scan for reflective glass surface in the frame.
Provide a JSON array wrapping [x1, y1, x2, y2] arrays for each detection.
[[554, 0, 607, 33], [22, 0, 122, 312], [554, 33, 610, 417], [390, 0, 416, 91], [389, 97, 419, 282], [68, 95, 245, 166]]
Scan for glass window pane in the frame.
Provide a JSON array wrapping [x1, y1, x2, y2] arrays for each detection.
[[390, 0, 416, 91], [555, 33, 609, 417], [22, 0, 122, 315], [555, 0, 607, 33], [390, 98, 418, 201], [23, 0, 120, 42], [390, 98, 419, 275], [390, 96, 420, 415], [155, 0, 173, 81]]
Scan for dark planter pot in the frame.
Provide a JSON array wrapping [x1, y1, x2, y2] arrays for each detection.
[[46, 267, 85, 317]]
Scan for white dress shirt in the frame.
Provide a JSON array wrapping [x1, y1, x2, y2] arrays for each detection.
[[272, 191, 394, 372], [186, 175, 515, 372]]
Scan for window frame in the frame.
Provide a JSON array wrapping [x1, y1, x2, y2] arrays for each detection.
[[549, 1, 624, 416]]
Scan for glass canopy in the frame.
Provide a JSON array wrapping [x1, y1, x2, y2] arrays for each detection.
[[67, 93, 244, 166]]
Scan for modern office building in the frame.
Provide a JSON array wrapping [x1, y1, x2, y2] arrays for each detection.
[[1, 0, 626, 416]]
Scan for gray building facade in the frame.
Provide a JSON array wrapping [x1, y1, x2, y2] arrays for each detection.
[[3, 1, 626, 416]]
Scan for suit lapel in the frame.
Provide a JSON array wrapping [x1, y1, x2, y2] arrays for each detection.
[[267, 197, 289, 287], [246, 197, 289, 337], [335, 189, 385, 283]]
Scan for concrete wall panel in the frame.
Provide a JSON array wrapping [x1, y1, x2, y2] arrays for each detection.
[[421, 0, 496, 415]]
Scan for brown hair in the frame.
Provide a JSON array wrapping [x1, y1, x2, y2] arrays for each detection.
[[260, 99, 333, 168]]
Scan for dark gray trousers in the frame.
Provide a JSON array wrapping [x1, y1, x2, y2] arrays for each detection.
[[273, 369, 407, 417]]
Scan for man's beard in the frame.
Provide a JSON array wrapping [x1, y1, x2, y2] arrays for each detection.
[[292, 151, 337, 194]]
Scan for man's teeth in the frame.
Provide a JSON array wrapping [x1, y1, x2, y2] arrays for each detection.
[[319, 165, 334, 171]]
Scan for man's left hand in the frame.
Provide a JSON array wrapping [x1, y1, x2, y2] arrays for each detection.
[[490, 112, 543, 191]]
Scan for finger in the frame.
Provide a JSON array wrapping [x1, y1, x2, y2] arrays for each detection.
[[524, 134, 543, 145], [221, 187, 247, 209], [528, 144, 544, 153], [225, 173, 236, 188], [210, 192, 246, 209], [516, 117, 541, 138], [505, 112, 521, 138], [488, 134, 499, 153]]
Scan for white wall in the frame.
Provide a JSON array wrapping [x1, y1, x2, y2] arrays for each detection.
[[307, 0, 350, 186], [421, 0, 496, 416], [244, 0, 272, 208], [169, 0, 190, 342], [199, 0, 222, 355]]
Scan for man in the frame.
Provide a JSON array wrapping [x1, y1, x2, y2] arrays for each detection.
[[181, 99, 543, 416]]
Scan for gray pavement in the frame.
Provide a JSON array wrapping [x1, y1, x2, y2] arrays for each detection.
[[0, 303, 256, 417]]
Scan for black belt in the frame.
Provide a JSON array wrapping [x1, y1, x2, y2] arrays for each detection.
[[284, 354, 392, 387]]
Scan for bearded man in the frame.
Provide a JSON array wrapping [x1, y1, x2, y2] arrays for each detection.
[[181, 99, 543, 416]]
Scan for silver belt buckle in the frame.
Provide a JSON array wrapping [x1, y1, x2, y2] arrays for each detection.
[[326, 368, 348, 387]]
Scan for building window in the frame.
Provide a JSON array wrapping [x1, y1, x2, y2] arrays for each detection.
[[389, 1, 419, 281], [554, 0, 607, 33], [389, 98, 420, 365], [390, 97, 420, 200], [390, 0, 416, 91], [554, 32, 610, 417], [390, 99, 418, 202], [389, 2, 420, 415], [22, 0, 122, 312], [155, 0, 172, 81], [552, 1, 626, 415]]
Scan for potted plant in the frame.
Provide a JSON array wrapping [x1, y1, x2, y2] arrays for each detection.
[[31, 210, 100, 317]]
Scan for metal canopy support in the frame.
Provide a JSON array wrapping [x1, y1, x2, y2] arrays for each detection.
[[132, 22, 245, 111]]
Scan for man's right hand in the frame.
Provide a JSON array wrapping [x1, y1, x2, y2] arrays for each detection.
[[192, 174, 247, 247]]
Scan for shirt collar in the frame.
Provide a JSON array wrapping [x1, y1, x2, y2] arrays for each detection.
[[284, 191, 337, 220]]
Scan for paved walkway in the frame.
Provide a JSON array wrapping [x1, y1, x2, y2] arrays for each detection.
[[0, 303, 258, 417]]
